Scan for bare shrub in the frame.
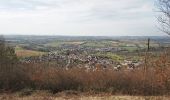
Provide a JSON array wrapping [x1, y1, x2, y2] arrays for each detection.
[[17, 57, 170, 95]]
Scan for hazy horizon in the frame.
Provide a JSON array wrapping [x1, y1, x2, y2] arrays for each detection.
[[2, 34, 168, 37], [0, 0, 166, 36]]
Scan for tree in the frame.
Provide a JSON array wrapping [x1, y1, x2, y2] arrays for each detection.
[[156, 0, 170, 35], [0, 36, 18, 66], [0, 36, 21, 90]]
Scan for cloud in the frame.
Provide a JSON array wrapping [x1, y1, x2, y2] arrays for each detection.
[[0, 0, 163, 36]]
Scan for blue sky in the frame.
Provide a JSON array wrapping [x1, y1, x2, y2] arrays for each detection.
[[0, 0, 165, 36]]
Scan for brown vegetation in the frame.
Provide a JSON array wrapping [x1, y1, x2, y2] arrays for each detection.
[[0, 51, 170, 96]]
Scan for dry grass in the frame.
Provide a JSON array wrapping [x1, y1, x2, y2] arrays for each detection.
[[0, 92, 169, 100], [15, 49, 45, 57], [15, 45, 45, 57]]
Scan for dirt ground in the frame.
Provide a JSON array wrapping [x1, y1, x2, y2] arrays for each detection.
[[0, 95, 169, 100], [0, 91, 169, 100]]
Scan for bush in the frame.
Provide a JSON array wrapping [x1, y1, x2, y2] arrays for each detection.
[[16, 60, 170, 95]]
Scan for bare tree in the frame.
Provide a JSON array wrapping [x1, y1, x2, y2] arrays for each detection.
[[156, 0, 170, 35]]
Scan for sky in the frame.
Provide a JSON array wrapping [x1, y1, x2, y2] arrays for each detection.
[[0, 0, 166, 36]]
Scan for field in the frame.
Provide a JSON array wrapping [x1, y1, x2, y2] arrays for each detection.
[[6, 36, 169, 57], [15, 46, 45, 57]]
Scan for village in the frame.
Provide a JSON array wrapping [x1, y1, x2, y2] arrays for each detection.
[[21, 48, 143, 71]]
